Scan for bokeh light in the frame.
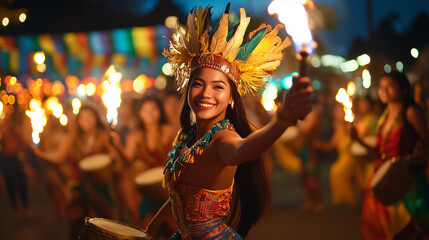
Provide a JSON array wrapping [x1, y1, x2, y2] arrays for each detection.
[[362, 69, 371, 89], [310, 55, 321, 68], [312, 79, 322, 91], [34, 52, 46, 64], [162, 63, 173, 76], [347, 81, 356, 96], [341, 60, 359, 72], [282, 75, 293, 89], [262, 84, 278, 101], [165, 16, 178, 29], [155, 75, 167, 90], [357, 54, 371, 66], [410, 48, 419, 58], [19, 13, 27, 22], [60, 114, 68, 126], [2, 17, 9, 27], [53, 104, 63, 118], [72, 98, 81, 115], [36, 63, 46, 73], [133, 75, 147, 94], [77, 84, 86, 98], [86, 83, 96, 96], [396, 61, 403, 72], [384, 64, 392, 73]]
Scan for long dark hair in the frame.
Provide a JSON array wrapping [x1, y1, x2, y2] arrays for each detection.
[[179, 73, 271, 237], [135, 95, 167, 130]]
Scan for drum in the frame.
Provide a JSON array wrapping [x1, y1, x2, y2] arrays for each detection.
[[370, 157, 413, 206], [351, 135, 377, 157], [79, 154, 113, 185], [135, 167, 168, 201], [80, 217, 151, 240]]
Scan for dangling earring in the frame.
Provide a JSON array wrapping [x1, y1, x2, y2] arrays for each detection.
[[231, 101, 235, 109]]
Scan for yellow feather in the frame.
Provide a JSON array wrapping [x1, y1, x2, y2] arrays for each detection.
[[222, 8, 250, 60], [248, 24, 270, 40], [196, 6, 204, 35], [209, 13, 229, 54], [256, 60, 282, 70]]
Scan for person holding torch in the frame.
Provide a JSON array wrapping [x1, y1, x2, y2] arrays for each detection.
[[145, 4, 313, 239]]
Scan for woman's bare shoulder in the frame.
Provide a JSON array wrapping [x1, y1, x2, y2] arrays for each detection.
[[211, 128, 241, 144], [406, 105, 424, 119]]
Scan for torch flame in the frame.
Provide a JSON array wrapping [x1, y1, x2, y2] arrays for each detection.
[[72, 98, 81, 115], [268, 0, 313, 53], [101, 65, 122, 128], [335, 88, 354, 123], [25, 99, 47, 145]]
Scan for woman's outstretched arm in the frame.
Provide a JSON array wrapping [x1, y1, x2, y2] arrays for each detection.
[[216, 75, 313, 165]]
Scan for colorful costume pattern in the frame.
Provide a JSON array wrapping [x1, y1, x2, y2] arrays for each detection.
[[361, 109, 429, 239], [163, 119, 241, 240]]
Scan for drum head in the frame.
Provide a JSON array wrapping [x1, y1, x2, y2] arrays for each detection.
[[370, 160, 392, 189], [351, 135, 376, 157], [350, 142, 368, 156], [79, 154, 111, 171], [362, 135, 376, 147], [135, 167, 165, 185], [279, 126, 299, 142], [88, 218, 149, 239]]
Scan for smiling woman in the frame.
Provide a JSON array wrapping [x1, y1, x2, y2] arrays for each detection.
[[144, 4, 313, 240], [188, 68, 233, 123]]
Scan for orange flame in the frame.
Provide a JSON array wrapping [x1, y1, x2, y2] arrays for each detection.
[[268, 0, 313, 53]]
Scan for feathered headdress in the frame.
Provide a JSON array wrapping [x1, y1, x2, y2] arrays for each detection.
[[163, 4, 291, 95]]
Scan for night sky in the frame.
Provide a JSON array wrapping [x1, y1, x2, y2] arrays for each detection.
[[1, 0, 429, 57], [172, 0, 429, 56]]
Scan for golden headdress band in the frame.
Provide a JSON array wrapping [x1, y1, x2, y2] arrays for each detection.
[[163, 4, 291, 95]]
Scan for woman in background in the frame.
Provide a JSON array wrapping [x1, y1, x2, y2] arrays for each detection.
[[35, 104, 118, 240], [353, 71, 429, 239], [111, 95, 175, 228], [314, 103, 359, 209]]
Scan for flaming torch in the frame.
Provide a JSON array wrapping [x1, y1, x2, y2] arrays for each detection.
[[335, 88, 354, 123], [25, 99, 47, 145], [268, 0, 314, 76], [101, 65, 122, 128]]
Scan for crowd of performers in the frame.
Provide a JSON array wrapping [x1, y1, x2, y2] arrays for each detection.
[[0, 89, 182, 239], [1, 72, 429, 240], [1, 4, 429, 240]]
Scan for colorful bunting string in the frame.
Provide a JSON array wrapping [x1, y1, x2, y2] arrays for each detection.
[[0, 25, 170, 80]]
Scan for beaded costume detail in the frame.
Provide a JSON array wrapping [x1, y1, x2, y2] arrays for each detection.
[[163, 119, 239, 239]]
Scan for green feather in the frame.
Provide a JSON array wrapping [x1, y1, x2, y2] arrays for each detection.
[[236, 29, 267, 60], [226, 25, 238, 41]]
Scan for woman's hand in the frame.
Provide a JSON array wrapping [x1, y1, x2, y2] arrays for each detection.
[[109, 131, 122, 149], [280, 75, 313, 122]]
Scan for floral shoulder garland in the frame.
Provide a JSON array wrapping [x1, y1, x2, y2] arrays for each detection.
[[163, 119, 234, 184]]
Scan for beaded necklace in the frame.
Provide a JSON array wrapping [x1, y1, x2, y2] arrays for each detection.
[[163, 119, 234, 183]]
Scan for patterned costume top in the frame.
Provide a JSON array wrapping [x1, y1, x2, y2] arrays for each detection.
[[163, 119, 241, 240], [375, 110, 417, 165]]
